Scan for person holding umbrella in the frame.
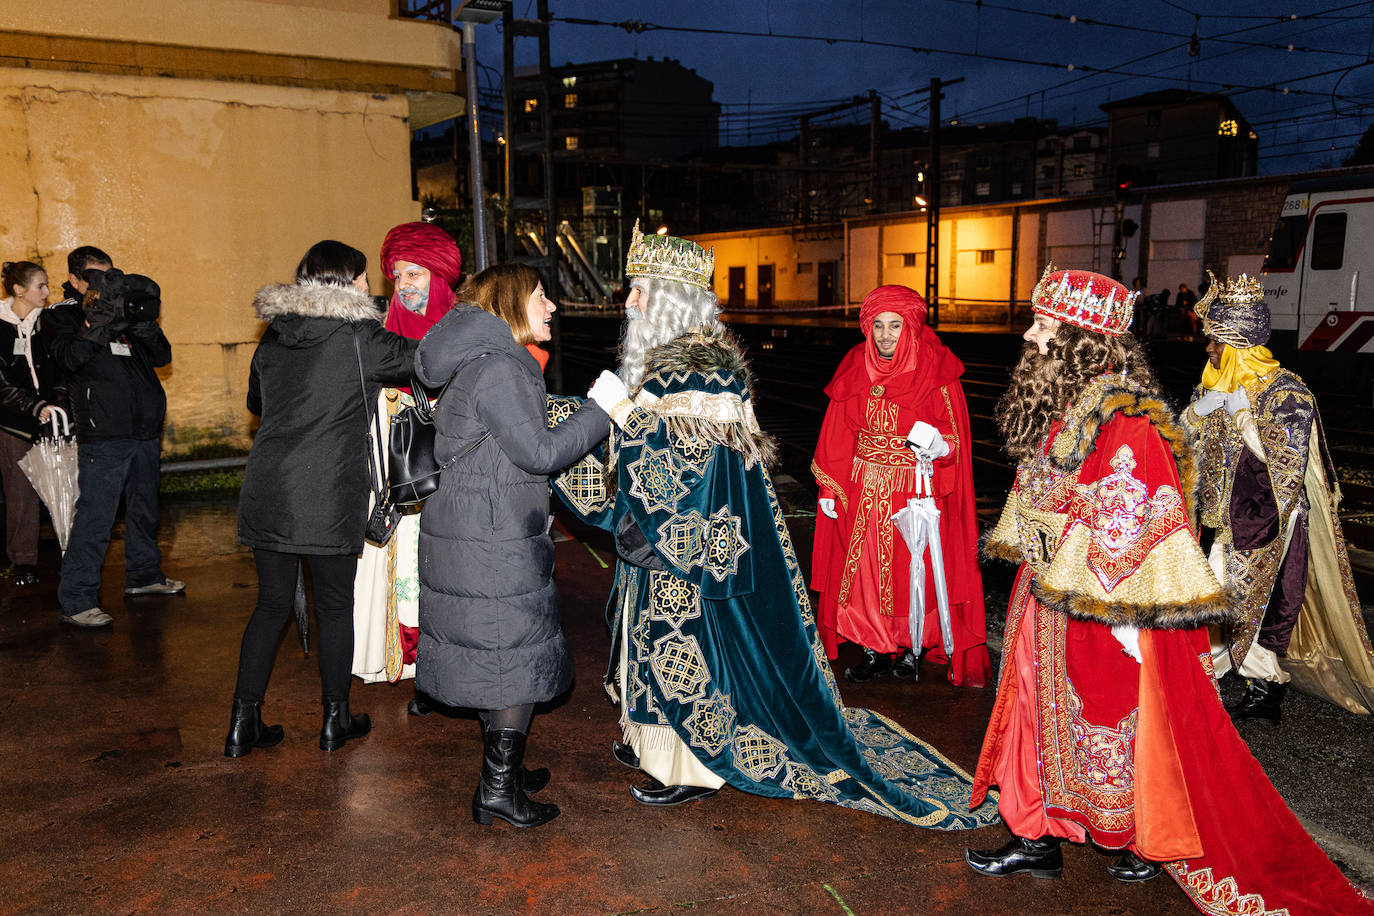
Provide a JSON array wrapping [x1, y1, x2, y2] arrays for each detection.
[[810, 285, 989, 686], [0, 261, 65, 587], [227, 240, 416, 757]]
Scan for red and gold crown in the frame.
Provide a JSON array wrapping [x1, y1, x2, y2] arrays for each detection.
[[1031, 264, 1136, 337]]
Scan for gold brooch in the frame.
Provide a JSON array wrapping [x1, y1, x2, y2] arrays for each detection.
[[871, 385, 885, 397]]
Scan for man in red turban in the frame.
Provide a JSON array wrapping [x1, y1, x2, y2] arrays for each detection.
[[811, 285, 990, 687], [353, 221, 462, 704], [379, 221, 463, 339]]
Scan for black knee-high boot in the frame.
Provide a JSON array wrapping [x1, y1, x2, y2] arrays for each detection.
[[471, 729, 559, 828]]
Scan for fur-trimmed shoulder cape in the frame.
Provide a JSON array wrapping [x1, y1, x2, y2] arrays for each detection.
[[253, 283, 380, 324], [637, 326, 778, 469]]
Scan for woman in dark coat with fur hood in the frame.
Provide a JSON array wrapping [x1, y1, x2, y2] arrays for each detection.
[[227, 241, 417, 758], [414, 263, 624, 828]]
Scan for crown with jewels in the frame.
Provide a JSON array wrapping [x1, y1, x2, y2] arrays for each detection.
[[625, 219, 715, 290], [1196, 270, 1270, 348], [1031, 264, 1136, 337]]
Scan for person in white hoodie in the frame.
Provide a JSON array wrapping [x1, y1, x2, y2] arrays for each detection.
[[0, 260, 61, 587]]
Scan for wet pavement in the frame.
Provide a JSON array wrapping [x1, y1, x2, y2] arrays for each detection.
[[1, 493, 1371, 915]]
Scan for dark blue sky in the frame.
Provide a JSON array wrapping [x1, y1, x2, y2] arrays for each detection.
[[476, 0, 1374, 173]]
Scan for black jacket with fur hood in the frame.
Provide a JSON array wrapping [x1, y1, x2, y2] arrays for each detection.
[[237, 283, 416, 555]]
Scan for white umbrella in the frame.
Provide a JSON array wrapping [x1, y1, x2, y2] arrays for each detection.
[[890, 466, 954, 660], [18, 407, 80, 554]]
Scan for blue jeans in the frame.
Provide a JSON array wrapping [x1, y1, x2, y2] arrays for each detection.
[[58, 437, 164, 615]]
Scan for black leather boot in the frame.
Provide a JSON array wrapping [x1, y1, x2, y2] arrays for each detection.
[[472, 729, 560, 828], [965, 835, 1063, 879], [407, 691, 435, 717], [1230, 678, 1286, 723], [521, 764, 551, 794], [1106, 849, 1162, 882], [319, 699, 371, 751], [224, 699, 285, 758], [844, 647, 894, 682], [612, 740, 640, 769], [891, 648, 921, 680]]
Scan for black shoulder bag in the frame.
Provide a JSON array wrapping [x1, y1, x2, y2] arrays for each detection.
[[355, 337, 401, 546], [387, 373, 456, 506]]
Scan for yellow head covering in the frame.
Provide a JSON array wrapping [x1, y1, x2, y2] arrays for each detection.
[[1201, 342, 1280, 393]]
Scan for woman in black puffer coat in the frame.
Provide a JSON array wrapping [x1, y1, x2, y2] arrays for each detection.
[[228, 241, 416, 758], [414, 263, 617, 828]]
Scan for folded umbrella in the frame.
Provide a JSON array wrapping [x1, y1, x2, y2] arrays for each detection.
[[890, 467, 954, 659], [17, 408, 80, 554]]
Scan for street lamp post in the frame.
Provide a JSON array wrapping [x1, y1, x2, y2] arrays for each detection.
[[456, 1, 512, 273]]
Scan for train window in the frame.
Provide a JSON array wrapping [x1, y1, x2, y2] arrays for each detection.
[[1263, 215, 1306, 271], [1310, 212, 1347, 271]]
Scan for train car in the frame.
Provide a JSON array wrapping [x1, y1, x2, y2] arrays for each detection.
[[1262, 173, 1374, 353]]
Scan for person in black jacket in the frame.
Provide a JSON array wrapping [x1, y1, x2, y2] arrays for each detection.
[[227, 240, 417, 758], [42, 246, 178, 628], [0, 260, 65, 586]]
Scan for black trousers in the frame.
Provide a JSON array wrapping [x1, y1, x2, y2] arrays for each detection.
[[233, 549, 358, 704]]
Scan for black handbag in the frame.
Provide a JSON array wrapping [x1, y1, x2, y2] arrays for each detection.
[[387, 374, 451, 506], [355, 337, 400, 546]]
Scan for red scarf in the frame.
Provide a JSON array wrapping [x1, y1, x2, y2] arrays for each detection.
[[380, 221, 463, 341], [860, 285, 926, 384]]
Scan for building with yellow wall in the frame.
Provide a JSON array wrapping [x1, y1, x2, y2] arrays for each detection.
[[0, 1, 464, 448]]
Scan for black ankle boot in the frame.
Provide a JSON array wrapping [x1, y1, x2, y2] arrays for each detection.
[[1230, 678, 1286, 723], [224, 699, 285, 758], [965, 835, 1063, 879], [844, 647, 894, 682], [320, 699, 371, 751], [1106, 849, 1162, 882], [891, 648, 921, 680], [472, 728, 560, 828], [407, 691, 435, 717]]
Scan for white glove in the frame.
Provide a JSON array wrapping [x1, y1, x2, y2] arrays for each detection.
[[1191, 389, 1227, 418], [587, 370, 630, 417], [1111, 624, 1142, 664], [818, 498, 838, 520], [1224, 387, 1251, 416], [906, 420, 940, 450]]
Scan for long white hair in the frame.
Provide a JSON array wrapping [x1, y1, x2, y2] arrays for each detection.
[[618, 276, 723, 389]]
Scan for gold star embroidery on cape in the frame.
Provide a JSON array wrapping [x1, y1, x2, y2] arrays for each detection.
[[703, 506, 750, 582], [683, 689, 735, 757], [732, 724, 788, 782], [648, 632, 709, 704], [656, 510, 707, 572], [627, 445, 688, 515], [647, 570, 702, 628]]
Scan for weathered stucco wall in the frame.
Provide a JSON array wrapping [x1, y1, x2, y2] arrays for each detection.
[[0, 68, 418, 448], [0, 0, 463, 73]]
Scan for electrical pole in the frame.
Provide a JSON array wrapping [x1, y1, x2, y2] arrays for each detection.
[[925, 76, 964, 329], [869, 90, 880, 213]]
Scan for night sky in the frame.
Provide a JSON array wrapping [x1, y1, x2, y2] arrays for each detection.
[[474, 0, 1374, 173]]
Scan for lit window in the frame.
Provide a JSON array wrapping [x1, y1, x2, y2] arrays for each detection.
[[1074, 165, 1085, 177], [562, 76, 577, 89], [565, 136, 579, 150], [523, 98, 538, 113], [565, 93, 578, 109], [977, 249, 995, 265], [1218, 119, 1239, 137]]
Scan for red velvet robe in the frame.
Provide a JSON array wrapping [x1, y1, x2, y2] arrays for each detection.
[[811, 331, 990, 686], [974, 399, 1374, 915]]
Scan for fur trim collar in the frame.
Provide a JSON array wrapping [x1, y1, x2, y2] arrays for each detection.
[[253, 283, 380, 323], [1048, 374, 1200, 519], [639, 327, 777, 468]]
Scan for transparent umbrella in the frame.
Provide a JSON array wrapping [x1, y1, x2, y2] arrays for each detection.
[[890, 467, 954, 660], [18, 408, 80, 554]]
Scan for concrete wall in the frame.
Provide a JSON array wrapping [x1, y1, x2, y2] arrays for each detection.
[[694, 228, 843, 308], [0, 68, 418, 447]]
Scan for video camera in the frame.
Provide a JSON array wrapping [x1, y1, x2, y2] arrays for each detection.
[[82, 268, 161, 325]]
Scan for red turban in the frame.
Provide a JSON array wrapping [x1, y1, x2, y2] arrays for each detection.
[[859, 285, 928, 384], [380, 222, 463, 340]]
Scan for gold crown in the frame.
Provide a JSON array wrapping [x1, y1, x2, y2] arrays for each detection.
[[1218, 273, 1264, 304], [625, 219, 714, 290]]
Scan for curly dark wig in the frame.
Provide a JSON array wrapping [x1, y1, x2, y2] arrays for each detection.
[[996, 323, 1161, 461]]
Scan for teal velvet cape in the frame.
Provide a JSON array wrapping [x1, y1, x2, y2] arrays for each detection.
[[549, 333, 998, 830]]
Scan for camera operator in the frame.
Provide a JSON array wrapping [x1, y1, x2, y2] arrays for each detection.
[[42, 246, 183, 629]]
